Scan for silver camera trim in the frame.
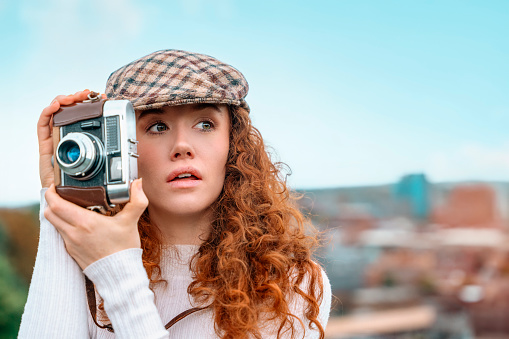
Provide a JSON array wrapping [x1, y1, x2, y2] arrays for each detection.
[[102, 100, 138, 204]]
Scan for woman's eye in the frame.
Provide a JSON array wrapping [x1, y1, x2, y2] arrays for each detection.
[[147, 122, 168, 133], [196, 121, 214, 131]]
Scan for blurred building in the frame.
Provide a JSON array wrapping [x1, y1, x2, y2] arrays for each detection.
[[393, 173, 430, 221], [300, 174, 509, 338], [433, 184, 502, 228]]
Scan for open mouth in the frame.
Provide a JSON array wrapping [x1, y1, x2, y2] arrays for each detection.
[[167, 167, 202, 184], [170, 173, 199, 181]]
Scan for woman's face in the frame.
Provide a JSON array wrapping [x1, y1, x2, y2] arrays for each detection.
[[136, 103, 230, 218]]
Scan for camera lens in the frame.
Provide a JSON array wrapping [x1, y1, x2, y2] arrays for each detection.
[[66, 145, 80, 163], [58, 140, 81, 165], [55, 132, 105, 180]]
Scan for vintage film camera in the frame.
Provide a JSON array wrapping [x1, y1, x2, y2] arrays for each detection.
[[52, 93, 138, 213]]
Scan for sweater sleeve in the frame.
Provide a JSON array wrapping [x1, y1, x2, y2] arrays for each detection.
[[83, 249, 169, 339], [18, 188, 90, 338]]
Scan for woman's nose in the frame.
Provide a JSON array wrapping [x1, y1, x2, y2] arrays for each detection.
[[172, 148, 193, 160], [170, 130, 194, 161]]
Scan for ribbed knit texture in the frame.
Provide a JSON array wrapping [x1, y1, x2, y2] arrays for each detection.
[[84, 249, 169, 339], [18, 189, 89, 339], [19, 190, 332, 338]]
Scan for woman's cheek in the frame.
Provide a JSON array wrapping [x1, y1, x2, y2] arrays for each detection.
[[136, 148, 159, 199], [137, 141, 158, 175]]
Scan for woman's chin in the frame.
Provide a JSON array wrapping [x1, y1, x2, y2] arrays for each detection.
[[147, 198, 213, 219]]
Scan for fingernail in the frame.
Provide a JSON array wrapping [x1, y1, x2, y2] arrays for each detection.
[[50, 100, 57, 105], [137, 178, 143, 191]]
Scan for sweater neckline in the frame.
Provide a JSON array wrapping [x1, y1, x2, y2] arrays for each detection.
[[159, 244, 200, 278]]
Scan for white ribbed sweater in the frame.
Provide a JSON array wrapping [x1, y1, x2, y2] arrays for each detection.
[[18, 190, 331, 338]]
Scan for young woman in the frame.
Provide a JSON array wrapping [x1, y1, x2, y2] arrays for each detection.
[[19, 49, 331, 339]]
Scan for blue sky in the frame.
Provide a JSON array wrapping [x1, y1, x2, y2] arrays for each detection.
[[0, 0, 508, 206]]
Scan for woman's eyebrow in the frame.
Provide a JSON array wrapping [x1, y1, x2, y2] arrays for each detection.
[[137, 108, 164, 120], [137, 104, 223, 120], [194, 103, 222, 113]]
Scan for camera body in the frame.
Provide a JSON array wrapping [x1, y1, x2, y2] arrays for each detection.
[[52, 97, 138, 212]]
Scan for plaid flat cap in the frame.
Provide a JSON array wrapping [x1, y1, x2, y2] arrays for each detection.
[[105, 49, 249, 112]]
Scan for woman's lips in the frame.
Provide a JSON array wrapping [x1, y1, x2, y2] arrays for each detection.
[[166, 167, 202, 188], [168, 178, 201, 188], [166, 167, 202, 182]]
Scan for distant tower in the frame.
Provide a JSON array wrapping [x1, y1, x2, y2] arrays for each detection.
[[393, 173, 430, 221]]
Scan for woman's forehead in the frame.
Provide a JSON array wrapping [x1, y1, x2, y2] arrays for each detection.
[[136, 103, 228, 120]]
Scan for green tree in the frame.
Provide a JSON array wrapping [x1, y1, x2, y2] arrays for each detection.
[[0, 221, 29, 339]]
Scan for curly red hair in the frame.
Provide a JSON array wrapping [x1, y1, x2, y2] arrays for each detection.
[[102, 106, 326, 338]]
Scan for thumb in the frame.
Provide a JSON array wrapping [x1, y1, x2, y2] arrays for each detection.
[[118, 178, 148, 220]]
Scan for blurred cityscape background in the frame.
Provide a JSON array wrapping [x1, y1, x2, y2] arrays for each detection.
[[3, 174, 509, 338], [300, 174, 509, 338], [1, 1, 507, 338]]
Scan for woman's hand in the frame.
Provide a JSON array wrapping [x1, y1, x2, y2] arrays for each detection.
[[44, 178, 148, 270], [37, 90, 103, 188]]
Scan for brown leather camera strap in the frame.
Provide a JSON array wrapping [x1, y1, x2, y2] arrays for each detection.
[[86, 276, 114, 332], [85, 276, 209, 333], [163, 306, 209, 330]]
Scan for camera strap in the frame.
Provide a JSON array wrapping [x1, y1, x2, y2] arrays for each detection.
[[85, 276, 210, 333]]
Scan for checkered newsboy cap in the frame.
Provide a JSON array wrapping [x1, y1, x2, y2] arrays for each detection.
[[105, 49, 249, 112]]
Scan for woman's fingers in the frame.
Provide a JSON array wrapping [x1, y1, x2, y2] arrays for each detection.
[[45, 182, 143, 269], [117, 179, 148, 221], [37, 100, 58, 144], [37, 90, 92, 143], [45, 184, 90, 227], [53, 92, 87, 106], [38, 100, 61, 187], [44, 202, 72, 236], [74, 89, 90, 97], [38, 89, 94, 187], [47, 180, 147, 228]]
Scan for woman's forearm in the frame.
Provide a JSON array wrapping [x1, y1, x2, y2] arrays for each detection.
[[83, 249, 169, 339], [18, 189, 90, 338]]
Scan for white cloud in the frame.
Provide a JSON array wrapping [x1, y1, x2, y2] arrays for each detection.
[[19, 0, 143, 41], [426, 143, 509, 182]]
